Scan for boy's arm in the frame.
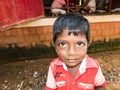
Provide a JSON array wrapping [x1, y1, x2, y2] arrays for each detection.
[[95, 86, 105, 90], [46, 66, 57, 90], [94, 66, 106, 89]]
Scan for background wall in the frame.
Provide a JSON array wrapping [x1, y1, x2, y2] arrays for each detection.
[[0, 21, 120, 48]]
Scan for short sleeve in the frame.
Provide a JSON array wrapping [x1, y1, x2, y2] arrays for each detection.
[[46, 66, 57, 90], [94, 66, 106, 86]]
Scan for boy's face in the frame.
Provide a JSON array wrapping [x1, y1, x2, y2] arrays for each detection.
[[54, 29, 88, 67]]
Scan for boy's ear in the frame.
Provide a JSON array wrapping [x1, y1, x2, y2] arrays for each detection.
[[52, 41, 55, 47]]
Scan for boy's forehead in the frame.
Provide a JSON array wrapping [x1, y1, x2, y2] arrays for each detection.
[[59, 29, 83, 36]]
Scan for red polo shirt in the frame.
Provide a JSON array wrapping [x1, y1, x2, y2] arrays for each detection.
[[46, 55, 106, 90]]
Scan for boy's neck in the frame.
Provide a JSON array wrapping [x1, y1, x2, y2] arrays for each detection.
[[67, 62, 81, 78]]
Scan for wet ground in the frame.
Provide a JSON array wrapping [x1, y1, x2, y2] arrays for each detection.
[[0, 50, 120, 90]]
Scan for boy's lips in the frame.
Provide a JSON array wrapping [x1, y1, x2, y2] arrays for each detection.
[[66, 59, 77, 62]]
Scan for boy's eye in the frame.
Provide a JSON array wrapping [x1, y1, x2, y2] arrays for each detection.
[[76, 42, 85, 47], [59, 42, 67, 47]]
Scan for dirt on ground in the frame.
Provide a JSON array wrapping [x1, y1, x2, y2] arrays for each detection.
[[0, 50, 120, 90]]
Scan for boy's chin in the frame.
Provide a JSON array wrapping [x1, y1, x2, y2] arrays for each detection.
[[66, 62, 81, 68]]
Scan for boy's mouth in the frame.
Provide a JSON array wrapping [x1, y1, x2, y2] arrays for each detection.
[[67, 59, 77, 62]]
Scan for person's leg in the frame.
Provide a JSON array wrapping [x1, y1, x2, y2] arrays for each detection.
[[51, 9, 66, 16]]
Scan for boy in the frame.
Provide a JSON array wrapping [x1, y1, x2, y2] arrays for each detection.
[[45, 13, 106, 90]]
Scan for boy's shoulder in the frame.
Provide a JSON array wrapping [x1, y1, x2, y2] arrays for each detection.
[[86, 55, 100, 68], [51, 58, 62, 65], [50, 58, 62, 69]]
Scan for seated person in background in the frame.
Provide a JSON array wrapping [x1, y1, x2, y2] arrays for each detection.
[[51, 0, 67, 16], [79, 0, 96, 14]]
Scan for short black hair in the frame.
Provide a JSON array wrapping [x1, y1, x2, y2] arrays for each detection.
[[53, 13, 90, 43]]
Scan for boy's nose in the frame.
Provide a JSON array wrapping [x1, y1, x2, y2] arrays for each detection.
[[67, 45, 77, 55]]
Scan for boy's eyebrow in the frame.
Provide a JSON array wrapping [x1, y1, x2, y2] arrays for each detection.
[[55, 39, 87, 42]]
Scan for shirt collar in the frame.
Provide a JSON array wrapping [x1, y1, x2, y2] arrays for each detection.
[[54, 55, 98, 74], [61, 57, 87, 74]]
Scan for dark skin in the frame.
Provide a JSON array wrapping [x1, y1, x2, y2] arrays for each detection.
[[95, 86, 105, 90]]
